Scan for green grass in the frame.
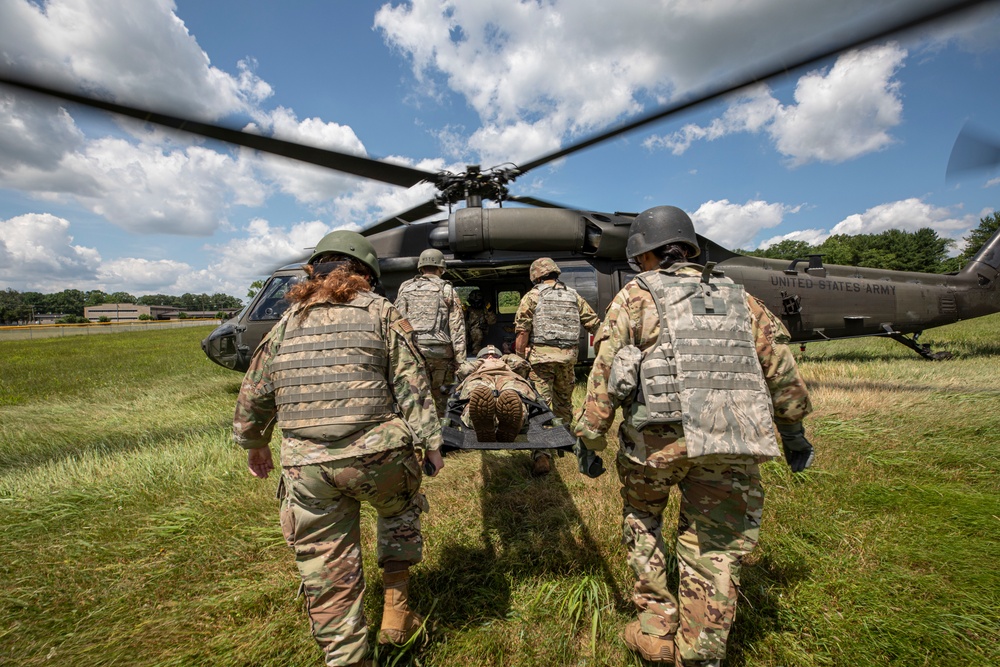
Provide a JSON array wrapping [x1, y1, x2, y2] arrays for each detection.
[[1, 319, 998, 666]]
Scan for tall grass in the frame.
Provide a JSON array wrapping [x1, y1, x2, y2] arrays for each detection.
[[1, 320, 997, 666]]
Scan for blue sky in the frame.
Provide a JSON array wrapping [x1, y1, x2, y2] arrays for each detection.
[[1, 0, 998, 300]]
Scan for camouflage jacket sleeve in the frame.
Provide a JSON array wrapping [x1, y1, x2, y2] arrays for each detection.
[[446, 284, 467, 359], [577, 292, 602, 334], [502, 353, 532, 378], [747, 294, 813, 424], [513, 288, 539, 334], [572, 286, 636, 440], [232, 317, 288, 450], [384, 301, 444, 451]]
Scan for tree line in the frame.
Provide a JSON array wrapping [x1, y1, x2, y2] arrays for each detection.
[[0, 289, 243, 325], [736, 211, 999, 272]]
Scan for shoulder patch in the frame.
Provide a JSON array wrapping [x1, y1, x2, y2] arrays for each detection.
[[398, 317, 414, 334]]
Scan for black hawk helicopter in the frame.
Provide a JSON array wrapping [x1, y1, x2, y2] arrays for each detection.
[[1, 0, 998, 374]]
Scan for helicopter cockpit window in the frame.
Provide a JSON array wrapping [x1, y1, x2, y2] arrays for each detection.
[[248, 274, 301, 321]]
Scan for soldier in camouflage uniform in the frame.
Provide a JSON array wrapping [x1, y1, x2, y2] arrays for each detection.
[[464, 289, 497, 353], [571, 206, 814, 667], [514, 257, 600, 475], [454, 345, 540, 442], [233, 230, 444, 667], [395, 248, 467, 418]]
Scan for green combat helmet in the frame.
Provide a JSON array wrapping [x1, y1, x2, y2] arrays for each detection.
[[626, 205, 701, 260], [417, 248, 447, 269], [529, 257, 561, 283], [309, 230, 381, 277]]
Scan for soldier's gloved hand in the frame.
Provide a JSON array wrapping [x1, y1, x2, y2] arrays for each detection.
[[573, 438, 606, 478], [777, 422, 814, 473]]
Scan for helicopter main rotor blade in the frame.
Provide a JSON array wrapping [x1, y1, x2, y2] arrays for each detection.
[[516, 0, 993, 176], [362, 199, 444, 236], [506, 195, 573, 209], [0, 74, 437, 189], [946, 122, 1000, 179]]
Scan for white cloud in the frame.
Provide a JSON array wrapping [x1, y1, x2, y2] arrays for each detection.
[[758, 228, 831, 249], [691, 199, 799, 249], [645, 44, 907, 165], [772, 44, 906, 165], [374, 0, 959, 166], [206, 218, 336, 287], [0, 0, 257, 119], [830, 198, 979, 239], [96, 258, 192, 292], [0, 213, 101, 289]]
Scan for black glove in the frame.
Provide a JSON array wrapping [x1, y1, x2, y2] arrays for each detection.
[[777, 422, 814, 473], [573, 438, 606, 478]]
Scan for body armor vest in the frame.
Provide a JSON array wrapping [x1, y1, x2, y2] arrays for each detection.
[[397, 276, 454, 358], [532, 282, 581, 349], [270, 294, 395, 441], [633, 268, 781, 459]]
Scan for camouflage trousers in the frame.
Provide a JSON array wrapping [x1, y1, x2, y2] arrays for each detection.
[[529, 360, 576, 460], [424, 357, 457, 418], [280, 448, 428, 667], [616, 450, 764, 663]]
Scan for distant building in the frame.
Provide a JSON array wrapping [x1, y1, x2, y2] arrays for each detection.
[[84, 303, 174, 322], [83, 304, 241, 322]]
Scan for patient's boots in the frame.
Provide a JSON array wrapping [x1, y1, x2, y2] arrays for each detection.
[[469, 385, 497, 442], [495, 389, 524, 442], [378, 565, 423, 645]]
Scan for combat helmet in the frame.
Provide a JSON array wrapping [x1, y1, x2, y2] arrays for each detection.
[[309, 230, 380, 277], [529, 257, 561, 283], [626, 205, 701, 260], [417, 248, 447, 270], [477, 345, 502, 359]]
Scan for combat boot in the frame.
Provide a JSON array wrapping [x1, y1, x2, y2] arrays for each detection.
[[622, 620, 674, 662], [469, 385, 497, 442], [494, 389, 524, 442], [378, 565, 423, 645]]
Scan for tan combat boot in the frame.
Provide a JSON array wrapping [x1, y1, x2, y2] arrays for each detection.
[[622, 620, 674, 662], [494, 389, 524, 442], [378, 565, 423, 645], [469, 385, 497, 442]]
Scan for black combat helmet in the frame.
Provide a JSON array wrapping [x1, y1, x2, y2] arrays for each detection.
[[626, 205, 701, 260]]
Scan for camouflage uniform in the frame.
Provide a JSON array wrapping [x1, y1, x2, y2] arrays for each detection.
[[454, 353, 538, 429], [395, 274, 467, 418], [465, 303, 497, 352], [514, 281, 600, 428], [233, 294, 442, 667], [572, 265, 811, 664]]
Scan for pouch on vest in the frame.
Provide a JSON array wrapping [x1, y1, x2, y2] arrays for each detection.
[[608, 344, 642, 405]]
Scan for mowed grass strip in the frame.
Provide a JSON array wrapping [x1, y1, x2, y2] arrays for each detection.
[[1, 319, 998, 666]]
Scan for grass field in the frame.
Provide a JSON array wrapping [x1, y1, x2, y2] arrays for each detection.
[[1, 319, 998, 666]]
